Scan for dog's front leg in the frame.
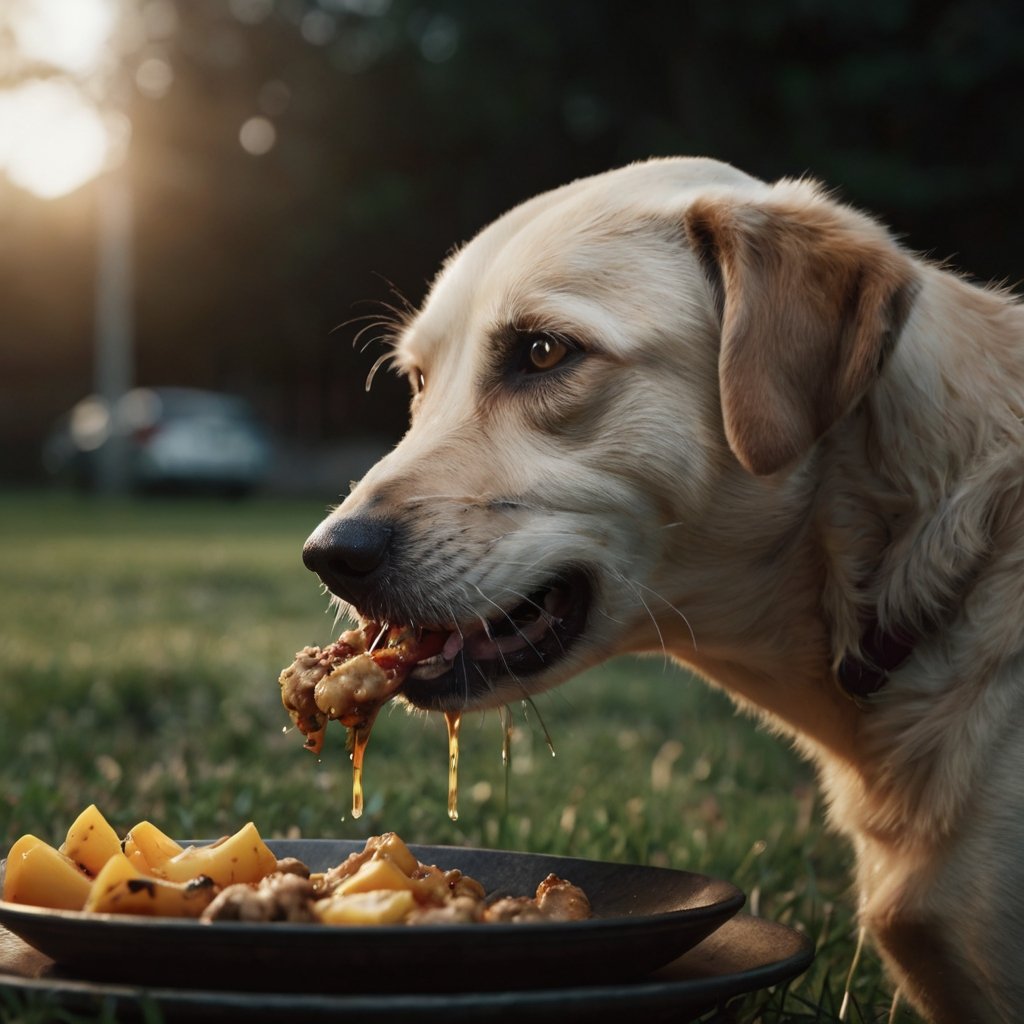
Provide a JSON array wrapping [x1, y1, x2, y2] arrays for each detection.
[[868, 912, 991, 1024], [857, 832, 1020, 1024]]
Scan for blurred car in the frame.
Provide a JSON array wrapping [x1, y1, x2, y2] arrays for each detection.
[[43, 387, 274, 496]]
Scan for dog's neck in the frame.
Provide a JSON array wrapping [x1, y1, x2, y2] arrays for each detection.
[[659, 468, 866, 767]]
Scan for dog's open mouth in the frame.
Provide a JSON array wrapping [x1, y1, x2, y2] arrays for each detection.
[[279, 567, 593, 819], [386, 567, 593, 711]]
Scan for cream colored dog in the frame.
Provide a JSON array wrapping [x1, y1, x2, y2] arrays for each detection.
[[302, 157, 1024, 1023]]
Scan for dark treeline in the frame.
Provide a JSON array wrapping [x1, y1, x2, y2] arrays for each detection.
[[2, 0, 1022, 479]]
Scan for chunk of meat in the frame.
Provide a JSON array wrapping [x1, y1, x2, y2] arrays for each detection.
[[406, 895, 486, 924], [535, 873, 592, 920], [484, 874, 591, 923], [278, 625, 447, 754], [314, 653, 396, 724], [200, 871, 317, 923], [483, 896, 547, 923], [278, 628, 368, 754], [274, 856, 311, 878]]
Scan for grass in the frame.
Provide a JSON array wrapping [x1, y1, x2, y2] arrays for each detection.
[[0, 492, 917, 1022]]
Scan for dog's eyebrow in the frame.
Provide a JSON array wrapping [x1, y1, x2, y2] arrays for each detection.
[[502, 316, 596, 349], [490, 296, 628, 363], [390, 321, 440, 377], [389, 340, 421, 375]]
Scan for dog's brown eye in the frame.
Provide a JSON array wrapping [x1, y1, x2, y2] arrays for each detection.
[[413, 369, 425, 393], [526, 336, 570, 373]]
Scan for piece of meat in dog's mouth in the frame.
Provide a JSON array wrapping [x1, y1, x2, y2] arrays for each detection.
[[399, 567, 593, 711], [279, 567, 592, 755], [278, 567, 591, 819]]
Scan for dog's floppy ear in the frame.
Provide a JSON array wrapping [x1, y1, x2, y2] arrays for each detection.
[[684, 186, 918, 475]]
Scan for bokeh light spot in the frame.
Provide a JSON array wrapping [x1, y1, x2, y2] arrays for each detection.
[[228, 0, 274, 25], [301, 10, 336, 46], [239, 116, 276, 156], [135, 56, 174, 99]]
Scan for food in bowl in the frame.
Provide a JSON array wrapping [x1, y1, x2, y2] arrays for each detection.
[[2, 805, 591, 926]]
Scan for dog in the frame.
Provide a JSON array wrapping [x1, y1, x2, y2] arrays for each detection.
[[301, 157, 1024, 1023]]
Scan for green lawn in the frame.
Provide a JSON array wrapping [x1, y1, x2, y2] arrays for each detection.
[[0, 492, 913, 1022]]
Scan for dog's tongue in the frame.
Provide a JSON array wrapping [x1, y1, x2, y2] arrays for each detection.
[[442, 632, 464, 660]]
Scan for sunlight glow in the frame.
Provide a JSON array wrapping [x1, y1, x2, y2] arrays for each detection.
[[0, 80, 112, 199], [11, 0, 117, 77], [1, 0, 120, 199]]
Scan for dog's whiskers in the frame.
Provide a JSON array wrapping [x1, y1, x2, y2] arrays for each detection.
[[521, 695, 557, 757], [326, 592, 357, 635], [625, 578, 670, 665], [368, 622, 389, 653], [470, 660, 495, 707], [470, 583, 546, 663], [346, 314, 401, 352], [478, 550, 554, 579], [364, 350, 399, 392], [494, 584, 568, 657], [615, 571, 698, 652], [338, 288, 413, 335], [593, 605, 628, 626], [472, 626, 526, 707], [369, 273, 418, 322], [608, 570, 686, 666], [465, 582, 544, 709], [330, 601, 345, 633], [493, 584, 548, 617]]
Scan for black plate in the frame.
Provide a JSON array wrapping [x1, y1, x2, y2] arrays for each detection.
[[0, 840, 744, 993], [0, 913, 813, 1024]]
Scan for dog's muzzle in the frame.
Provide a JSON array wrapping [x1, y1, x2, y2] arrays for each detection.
[[300, 512, 596, 711]]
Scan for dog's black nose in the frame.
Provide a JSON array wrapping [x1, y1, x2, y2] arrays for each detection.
[[302, 516, 393, 604]]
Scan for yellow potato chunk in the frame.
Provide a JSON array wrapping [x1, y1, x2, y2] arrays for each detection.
[[370, 832, 418, 876], [3, 835, 93, 911], [84, 852, 216, 917], [122, 821, 184, 873], [315, 888, 416, 925], [333, 856, 417, 896], [60, 804, 122, 877], [157, 821, 277, 887]]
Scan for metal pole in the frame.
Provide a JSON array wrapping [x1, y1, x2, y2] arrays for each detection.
[[93, 165, 133, 493]]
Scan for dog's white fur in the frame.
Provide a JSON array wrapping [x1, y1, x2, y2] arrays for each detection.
[[325, 157, 1024, 1022]]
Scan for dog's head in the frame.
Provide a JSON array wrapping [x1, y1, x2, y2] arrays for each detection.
[[303, 157, 917, 713]]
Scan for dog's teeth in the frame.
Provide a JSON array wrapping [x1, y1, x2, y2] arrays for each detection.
[[409, 656, 449, 681]]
